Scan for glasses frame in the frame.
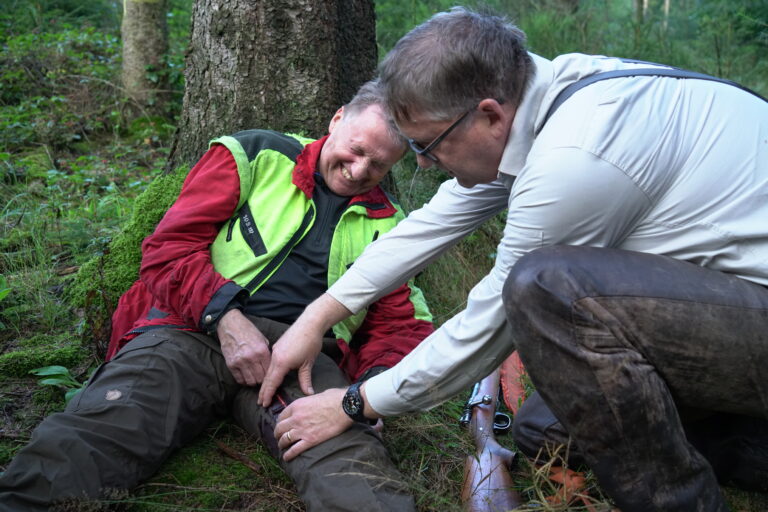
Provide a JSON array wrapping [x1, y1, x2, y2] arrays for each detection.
[[407, 108, 474, 163]]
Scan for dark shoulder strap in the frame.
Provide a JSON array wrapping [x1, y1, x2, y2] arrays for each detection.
[[537, 62, 767, 135]]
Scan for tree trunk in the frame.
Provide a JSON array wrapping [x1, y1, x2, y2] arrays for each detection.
[[167, 0, 377, 172], [558, 0, 579, 13], [121, 0, 169, 116], [633, 0, 644, 25]]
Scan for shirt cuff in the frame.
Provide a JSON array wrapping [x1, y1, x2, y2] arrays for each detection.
[[364, 368, 414, 416], [199, 282, 249, 334]]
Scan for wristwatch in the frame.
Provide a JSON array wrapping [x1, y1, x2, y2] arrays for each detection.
[[342, 381, 371, 424]]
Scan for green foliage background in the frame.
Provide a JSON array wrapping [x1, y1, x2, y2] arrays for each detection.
[[1, 0, 767, 510]]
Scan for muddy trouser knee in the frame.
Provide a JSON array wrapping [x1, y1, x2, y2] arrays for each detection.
[[0, 329, 238, 511], [233, 317, 415, 512], [502, 245, 768, 512]]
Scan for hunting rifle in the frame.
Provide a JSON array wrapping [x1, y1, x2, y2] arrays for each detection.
[[460, 367, 522, 511]]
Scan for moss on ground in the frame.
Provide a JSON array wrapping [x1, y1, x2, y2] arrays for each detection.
[[116, 422, 302, 511], [0, 334, 85, 378], [64, 166, 189, 346]]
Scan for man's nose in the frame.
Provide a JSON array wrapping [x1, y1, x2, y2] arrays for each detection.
[[348, 160, 369, 180]]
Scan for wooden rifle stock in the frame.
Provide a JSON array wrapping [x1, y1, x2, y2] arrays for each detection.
[[461, 368, 522, 511]]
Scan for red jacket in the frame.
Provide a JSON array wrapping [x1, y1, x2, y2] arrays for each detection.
[[108, 137, 433, 381]]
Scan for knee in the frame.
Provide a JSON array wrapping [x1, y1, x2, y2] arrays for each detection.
[[503, 244, 607, 312], [503, 246, 601, 355], [502, 246, 574, 320]]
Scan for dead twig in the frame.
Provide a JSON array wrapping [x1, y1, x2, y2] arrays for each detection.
[[214, 440, 262, 474]]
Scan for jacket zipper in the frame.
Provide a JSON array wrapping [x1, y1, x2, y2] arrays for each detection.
[[244, 204, 315, 292], [226, 217, 237, 242]]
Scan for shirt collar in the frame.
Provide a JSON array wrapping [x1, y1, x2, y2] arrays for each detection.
[[498, 53, 554, 178]]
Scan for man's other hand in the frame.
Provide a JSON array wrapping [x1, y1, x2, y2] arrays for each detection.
[[217, 309, 271, 386], [274, 388, 353, 461], [258, 316, 323, 405], [258, 293, 353, 406]]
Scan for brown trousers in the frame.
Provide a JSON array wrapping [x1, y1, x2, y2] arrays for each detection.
[[503, 245, 768, 512], [0, 318, 413, 512]]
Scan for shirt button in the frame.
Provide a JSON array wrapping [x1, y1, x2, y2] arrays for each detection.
[[205, 314, 213, 324]]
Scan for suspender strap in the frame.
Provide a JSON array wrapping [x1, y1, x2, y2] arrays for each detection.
[[537, 64, 768, 135]]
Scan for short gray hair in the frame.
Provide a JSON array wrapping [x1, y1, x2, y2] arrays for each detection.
[[343, 79, 405, 148], [378, 7, 534, 123]]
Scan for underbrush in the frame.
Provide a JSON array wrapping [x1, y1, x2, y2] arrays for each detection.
[[0, 8, 176, 469]]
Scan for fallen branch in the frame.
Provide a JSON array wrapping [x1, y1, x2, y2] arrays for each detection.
[[214, 440, 262, 474]]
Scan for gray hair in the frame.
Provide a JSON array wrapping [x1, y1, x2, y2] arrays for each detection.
[[378, 7, 534, 123], [343, 79, 406, 149]]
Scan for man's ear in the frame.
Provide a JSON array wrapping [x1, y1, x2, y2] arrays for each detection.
[[477, 98, 514, 140], [328, 107, 345, 134]]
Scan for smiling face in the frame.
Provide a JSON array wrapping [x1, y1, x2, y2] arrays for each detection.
[[397, 99, 516, 188], [317, 104, 406, 197]]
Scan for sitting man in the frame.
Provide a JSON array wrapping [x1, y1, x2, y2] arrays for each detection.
[[0, 79, 433, 512]]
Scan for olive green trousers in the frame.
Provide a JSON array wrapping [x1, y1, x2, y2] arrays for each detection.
[[0, 318, 413, 511]]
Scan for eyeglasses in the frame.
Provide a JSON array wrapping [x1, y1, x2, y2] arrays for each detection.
[[407, 108, 474, 163]]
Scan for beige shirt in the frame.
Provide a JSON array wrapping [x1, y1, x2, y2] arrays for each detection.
[[328, 52, 768, 415]]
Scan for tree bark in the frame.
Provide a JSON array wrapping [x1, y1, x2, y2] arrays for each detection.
[[167, 0, 377, 172], [633, 0, 644, 25], [558, 0, 579, 13], [121, 0, 169, 116]]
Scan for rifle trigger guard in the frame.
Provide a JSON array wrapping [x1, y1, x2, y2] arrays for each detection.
[[493, 412, 512, 434]]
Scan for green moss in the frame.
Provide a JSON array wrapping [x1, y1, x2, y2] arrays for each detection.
[[0, 440, 23, 466], [123, 423, 294, 511], [17, 149, 54, 176], [65, 165, 190, 337], [0, 336, 85, 377], [31, 385, 62, 407]]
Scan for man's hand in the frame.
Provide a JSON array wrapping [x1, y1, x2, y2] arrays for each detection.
[[217, 309, 271, 386], [257, 316, 324, 405], [258, 293, 353, 406], [274, 388, 353, 461]]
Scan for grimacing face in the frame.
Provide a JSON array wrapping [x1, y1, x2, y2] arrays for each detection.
[[317, 104, 405, 197]]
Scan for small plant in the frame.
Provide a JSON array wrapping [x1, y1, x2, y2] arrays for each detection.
[[0, 275, 9, 330], [29, 365, 90, 404], [0, 275, 9, 302]]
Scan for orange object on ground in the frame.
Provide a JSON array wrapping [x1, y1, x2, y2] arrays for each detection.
[[545, 466, 598, 511], [500, 350, 527, 413]]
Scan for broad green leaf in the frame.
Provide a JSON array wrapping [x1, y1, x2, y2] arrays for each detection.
[[39, 377, 77, 387], [29, 365, 70, 377], [0, 275, 9, 302]]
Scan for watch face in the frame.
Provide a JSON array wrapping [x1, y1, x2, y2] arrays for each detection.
[[343, 390, 362, 416]]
